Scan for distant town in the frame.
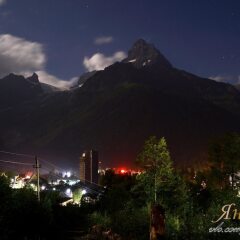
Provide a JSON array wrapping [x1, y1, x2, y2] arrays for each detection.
[[0, 149, 141, 207]]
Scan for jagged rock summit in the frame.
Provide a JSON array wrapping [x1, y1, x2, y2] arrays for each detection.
[[27, 73, 40, 84], [122, 39, 172, 69]]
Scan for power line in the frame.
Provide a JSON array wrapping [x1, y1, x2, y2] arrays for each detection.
[[82, 178, 104, 188], [0, 150, 104, 193], [39, 158, 65, 172], [0, 150, 65, 172], [40, 167, 63, 178], [0, 150, 34, 158], [0, 159, 33, 166]]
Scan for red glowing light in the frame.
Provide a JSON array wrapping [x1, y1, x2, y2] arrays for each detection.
[[120, 169, 126, 174]]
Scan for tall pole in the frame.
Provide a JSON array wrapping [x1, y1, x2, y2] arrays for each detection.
[[154, 157, 157, 203], [154, 169, 157, 203], [34, 156, 40, 202]]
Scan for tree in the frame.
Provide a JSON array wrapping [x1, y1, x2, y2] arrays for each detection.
[[209, 133, 240, 189], [135, 136, 189, 238], [0, 175, 12, 238], [99, 168, 116, 187], [136, 136, 174, 203], [73, 188, 83, 204]]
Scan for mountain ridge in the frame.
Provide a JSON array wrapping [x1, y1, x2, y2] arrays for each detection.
[[0, 39, 240, 169]]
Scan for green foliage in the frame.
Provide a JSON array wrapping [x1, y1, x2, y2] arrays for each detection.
[[208, 132, 240, 191], [88, 205, 149, 240], [99, 168, 116, 187], [111, 205, 149, 240], [209, 133, 240, 172], [0, 175, 11, 201], [50, 134, 240, 239], [41, 190, 61, 206], [136, 136, 173, 172], [99, 174, 135, 214], [2, 134, 240, 239], [89, 211, 111, 228], [136, 136, 174, 203], [92, 167, 149, 239], [0, 175, 13, 238], [134, 136, 191, 238], [73, 188, 83, 204], [0, 176, 56, 239], [135, 136, 188, 208]]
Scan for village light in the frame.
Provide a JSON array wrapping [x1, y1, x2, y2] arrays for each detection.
[[237, 189, 240, 198], [66, 188, 73, 197], [41, 185, 46, 190], [82, 189, 87, 195]]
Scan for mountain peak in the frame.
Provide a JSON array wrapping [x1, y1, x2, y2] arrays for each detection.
[[27, 73, 39, 84], [122, 39, 172, 69], [132, 38, 149, 46]]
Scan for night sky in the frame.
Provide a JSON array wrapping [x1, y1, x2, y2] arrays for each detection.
[[0, 0, 239, 87]]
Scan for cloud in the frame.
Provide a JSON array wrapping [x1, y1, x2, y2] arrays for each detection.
[[35, 71, 79, 89], [209, 75, 234, 83], [94, 36, 113, 45], [0, 0, 6, 6], [0, 34, 77, 89], [83, 51, 127, 71], [0, 34, 46, 77]]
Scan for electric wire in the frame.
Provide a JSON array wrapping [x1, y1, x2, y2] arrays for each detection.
[[0, 159, 33, 166], [0, 150, 104, 193]]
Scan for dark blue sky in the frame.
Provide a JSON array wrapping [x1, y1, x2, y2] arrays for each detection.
[[0, 0, 240, 84]]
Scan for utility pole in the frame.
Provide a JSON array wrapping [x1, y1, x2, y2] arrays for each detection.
[[154, 170, 157, 203], [154, 155, 157, 203], [33, 156, 41, 202]]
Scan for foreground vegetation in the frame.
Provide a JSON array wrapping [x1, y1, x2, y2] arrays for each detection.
[[0, 133, 240, 239]]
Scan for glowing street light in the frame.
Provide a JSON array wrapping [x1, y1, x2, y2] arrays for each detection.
[[66, 188, 72, 197]]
